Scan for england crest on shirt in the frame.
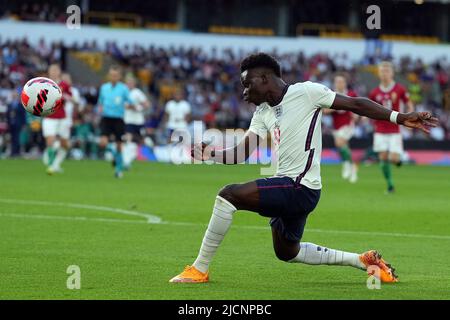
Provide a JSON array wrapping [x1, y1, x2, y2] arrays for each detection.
[[274, 105, 283, 119]]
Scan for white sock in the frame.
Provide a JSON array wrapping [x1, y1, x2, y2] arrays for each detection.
[[43, 148, 49, 166], [123, 142, 137, 167], [193, 196, 237, 273], [289, 242, 366, 270], [51, 148, 68, 170], [342, 161, 351, 178]]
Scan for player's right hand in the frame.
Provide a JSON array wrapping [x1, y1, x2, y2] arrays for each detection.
[[125, 103, 136, 111], [191, 142, 210, 161], [399, 111, 439, 134]]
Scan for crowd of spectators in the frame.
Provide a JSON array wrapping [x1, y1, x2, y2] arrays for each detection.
[[1, 2, 67, 24], [1, 37, 449, 159]]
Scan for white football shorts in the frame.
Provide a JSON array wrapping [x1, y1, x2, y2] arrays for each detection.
[[42, 118, 71, 139], [373, 133, 403, 154], [332, 125, 354, 141]]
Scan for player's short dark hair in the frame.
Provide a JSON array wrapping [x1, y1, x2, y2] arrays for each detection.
[[334, 72, 348, 81], [109, 64, 122, 73], [240, 53, 281, 77]]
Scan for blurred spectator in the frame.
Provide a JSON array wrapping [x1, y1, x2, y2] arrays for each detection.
[[6, 2, 67, 23], [6, 89, 26, 157], [1, 36, 449, 161], [72, 104, 98, 159]]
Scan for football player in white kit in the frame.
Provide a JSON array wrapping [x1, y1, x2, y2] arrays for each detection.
[[170, 53, 437, 284], [164, 89, 191, 142], [123, 75, 150, 169]]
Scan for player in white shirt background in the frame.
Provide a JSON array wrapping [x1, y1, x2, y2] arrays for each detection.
[[164, 89, 191, 142], [170, 53, 438, 284], [124, 75, 150, 169]]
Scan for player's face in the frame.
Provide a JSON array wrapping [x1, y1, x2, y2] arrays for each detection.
[[334, 76, 347, 93], [48, 65, 61, 81], [109, 70, 121, 83], [126, 78, 135, 88], [378, 66, 394, 83], [241, 69, 267, 105], [174, 91, 183, 101], [62, 74, 72, 85]]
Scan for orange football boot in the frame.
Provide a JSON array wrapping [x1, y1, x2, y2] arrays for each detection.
[[359, 250, 398, 283], [169, 265, 209, 283]]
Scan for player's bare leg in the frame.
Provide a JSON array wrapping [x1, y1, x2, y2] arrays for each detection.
[[99, 135, 109, 160], [379, 151, 395, 193], [390, 152, 402, 167], [271, 227, 300, 261], [99, 136, 108, 149]]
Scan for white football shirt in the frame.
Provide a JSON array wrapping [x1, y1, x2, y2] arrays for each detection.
[[165, 100, 191, 130], [248, 81, 336, 190], [124, 88, 148, 125]]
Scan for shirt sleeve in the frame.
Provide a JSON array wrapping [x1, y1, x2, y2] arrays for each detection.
[[248, 109, 267, 139], [305, 81, 336, 109], [184, 101, 191, 113], [134, 90, 146, 111], [124, 86, 133, 105], [165, 101, 172, 114], [60, 81, 72, 97], [97, 85, 104, 106], [72, 89, 81, 104], [348, 90, 358, 98], [138, 90, 147, 105], [368, 89, 376, 102]]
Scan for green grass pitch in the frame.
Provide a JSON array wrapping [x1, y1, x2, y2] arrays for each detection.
[[0, 159, 449, 300]]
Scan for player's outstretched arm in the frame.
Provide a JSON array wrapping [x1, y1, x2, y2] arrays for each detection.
[[331, 93, 439, 134], [191, 131, 260, 164]]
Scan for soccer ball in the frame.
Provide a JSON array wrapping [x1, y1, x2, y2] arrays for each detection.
[[21, 77, 63, 117]]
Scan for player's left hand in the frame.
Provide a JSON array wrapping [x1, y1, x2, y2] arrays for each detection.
[[399, 112, 439, 134]]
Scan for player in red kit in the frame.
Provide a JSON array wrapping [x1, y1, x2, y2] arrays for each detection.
[[42, 64, 73, 175], [324, 75, 358, 183], [368, 62, 414, 193]]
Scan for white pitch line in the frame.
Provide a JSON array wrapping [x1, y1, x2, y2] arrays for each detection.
[[1, 211, 450, 241], [139, 220, 450, 240], [0, 198, 161, 224], [0, 212, 148, 225], [305, 228, 450, 241]]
